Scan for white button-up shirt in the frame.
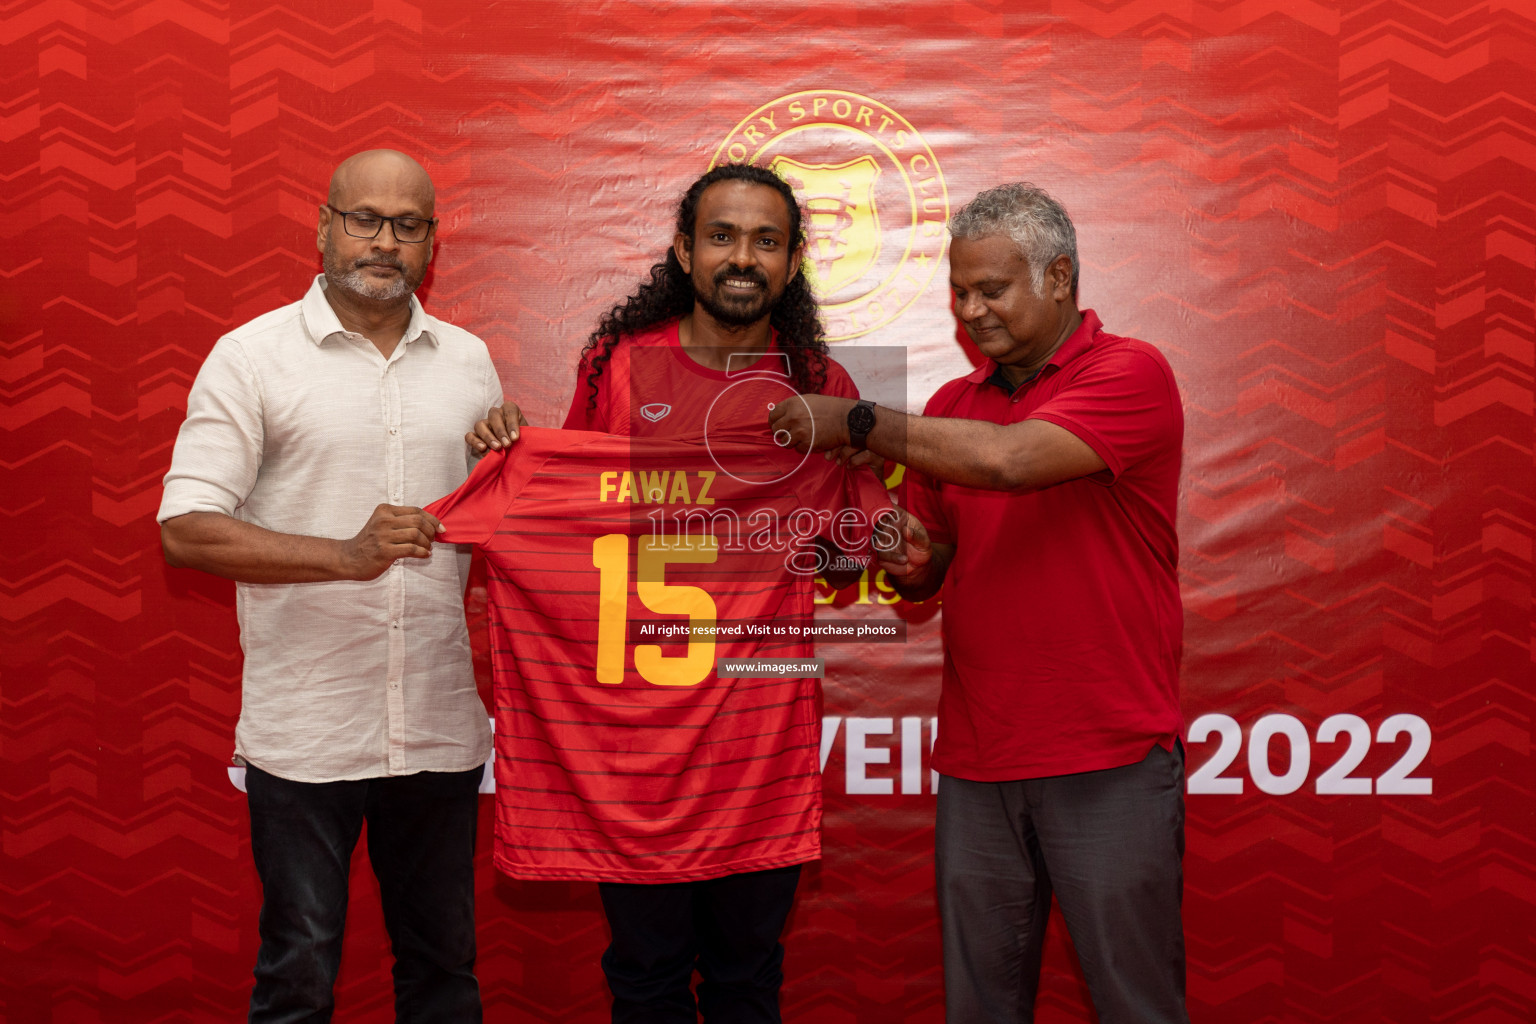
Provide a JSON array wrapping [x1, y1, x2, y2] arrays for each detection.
[[158, 276, 502, 782]]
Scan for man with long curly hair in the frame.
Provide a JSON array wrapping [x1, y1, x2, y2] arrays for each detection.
[[470, 164, 879, 1024], [564, 162, 844, 431], [473, 164, 849, 446]]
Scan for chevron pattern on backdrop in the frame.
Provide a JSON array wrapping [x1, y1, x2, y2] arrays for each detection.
[[3, 1, 1533, 1021]]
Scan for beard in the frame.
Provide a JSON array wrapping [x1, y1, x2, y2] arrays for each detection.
[[695, 267, 780, 327], [323, 243, 419, 302]]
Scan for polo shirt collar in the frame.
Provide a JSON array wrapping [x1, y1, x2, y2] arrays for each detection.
[[965, 308, 1105, 391], [300, 274, 437, 348]]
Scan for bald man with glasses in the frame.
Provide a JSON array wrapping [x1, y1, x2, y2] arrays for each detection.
[[158, 150, 503, 1022]]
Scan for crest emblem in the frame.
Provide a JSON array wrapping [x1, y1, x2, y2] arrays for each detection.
[[640, 403, 671, 423], [712, 91, 947, 341], [769, 155, 881, 295]]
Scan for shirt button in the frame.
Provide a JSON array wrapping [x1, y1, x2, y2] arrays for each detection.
[[389, 682, 399, 689], [389, 427, 399, 436]]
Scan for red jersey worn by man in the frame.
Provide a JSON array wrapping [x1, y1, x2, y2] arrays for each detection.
[[466, 165, 886, 1023], [427, 427, 892, 882], [564, 320, 859, 437], [906, 307, 1184, 778]]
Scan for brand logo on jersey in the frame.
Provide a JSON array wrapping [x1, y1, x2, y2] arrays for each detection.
[[711, 91, 948, 341], [640, 403, 672, 422]]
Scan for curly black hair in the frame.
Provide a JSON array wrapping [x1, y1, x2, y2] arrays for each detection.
[[578, 164, 829, 410]]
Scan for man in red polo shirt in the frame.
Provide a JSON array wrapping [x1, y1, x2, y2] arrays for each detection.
[[769, 182, 1188, 1024]]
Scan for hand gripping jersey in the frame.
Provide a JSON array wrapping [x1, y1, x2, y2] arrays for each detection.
[[427, 427, 894, 882]]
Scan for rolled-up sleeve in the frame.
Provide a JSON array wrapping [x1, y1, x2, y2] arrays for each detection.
[[157, 337, 264, 522]]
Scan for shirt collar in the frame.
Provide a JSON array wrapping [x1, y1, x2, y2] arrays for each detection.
[[300, 274, 437, 348], [964, 308, 1105, 392]]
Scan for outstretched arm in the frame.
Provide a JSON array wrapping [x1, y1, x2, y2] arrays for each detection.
[[769, 395, 1106, 492], [161, 504, 441, 584]]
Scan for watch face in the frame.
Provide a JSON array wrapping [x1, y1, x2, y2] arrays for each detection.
[[849, 403, 876, 434]]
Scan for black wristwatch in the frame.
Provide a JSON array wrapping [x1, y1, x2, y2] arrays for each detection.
[[847, 399, 877, 451]]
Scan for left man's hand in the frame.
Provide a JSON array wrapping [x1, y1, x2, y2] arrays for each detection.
[[467, 400, 529, 453], [768, 394, 854, 453], [339, 503, 442, 581]]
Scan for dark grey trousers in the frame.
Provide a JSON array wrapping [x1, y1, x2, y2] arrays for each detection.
[[935, 744, 1189, 1024]]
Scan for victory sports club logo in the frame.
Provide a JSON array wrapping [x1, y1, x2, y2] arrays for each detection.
[[710, 91, 948, 341]]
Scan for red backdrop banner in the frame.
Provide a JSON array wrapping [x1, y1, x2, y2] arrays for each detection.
[[3, 1, 1534, 1021]]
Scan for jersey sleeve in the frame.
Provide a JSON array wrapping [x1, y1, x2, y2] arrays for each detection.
[[848, 465, 898, 556], [794, 458, 895, 562], [847, 464, 894, 524], [1027, 344, 1180, 482], [426, 437, 545, 546]]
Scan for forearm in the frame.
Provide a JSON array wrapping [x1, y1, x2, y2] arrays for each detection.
[[774, 394, 1097, 492], [865, 409, 1030, 491], [161, 512, 354, 584]]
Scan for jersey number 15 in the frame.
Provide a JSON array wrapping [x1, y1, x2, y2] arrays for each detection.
[[591, 534, 719, 687]]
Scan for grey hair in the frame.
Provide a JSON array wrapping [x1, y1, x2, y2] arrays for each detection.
[[949, 183, 1078, 296]]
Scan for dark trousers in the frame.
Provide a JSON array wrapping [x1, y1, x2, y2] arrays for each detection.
[[935, 744, 1189, 1024], [597, 864, 803, 1024], [245, 764, 483, 1024]]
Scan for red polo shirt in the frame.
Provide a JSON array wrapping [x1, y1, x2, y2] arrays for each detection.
[[907, 310, 1184, 781]]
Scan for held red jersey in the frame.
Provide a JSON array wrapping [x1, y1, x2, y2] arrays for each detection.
[[427, 427, 894, 882]]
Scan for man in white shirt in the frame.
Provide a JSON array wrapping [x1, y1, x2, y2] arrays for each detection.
[[157, 149, 502, 1022]]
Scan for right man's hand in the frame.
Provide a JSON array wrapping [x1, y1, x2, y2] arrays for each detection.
[[466, 400, 529, 453], [875, 507, 933, 579], [340, 504, 442, 580]]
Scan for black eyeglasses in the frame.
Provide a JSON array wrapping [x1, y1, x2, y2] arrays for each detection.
[[325, 205, 436, 243]]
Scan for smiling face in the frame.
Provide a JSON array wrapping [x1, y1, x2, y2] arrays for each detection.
[[674, 180, 800, 328], [949, 233, 1076, 378], [317, 151, 436, 305]]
